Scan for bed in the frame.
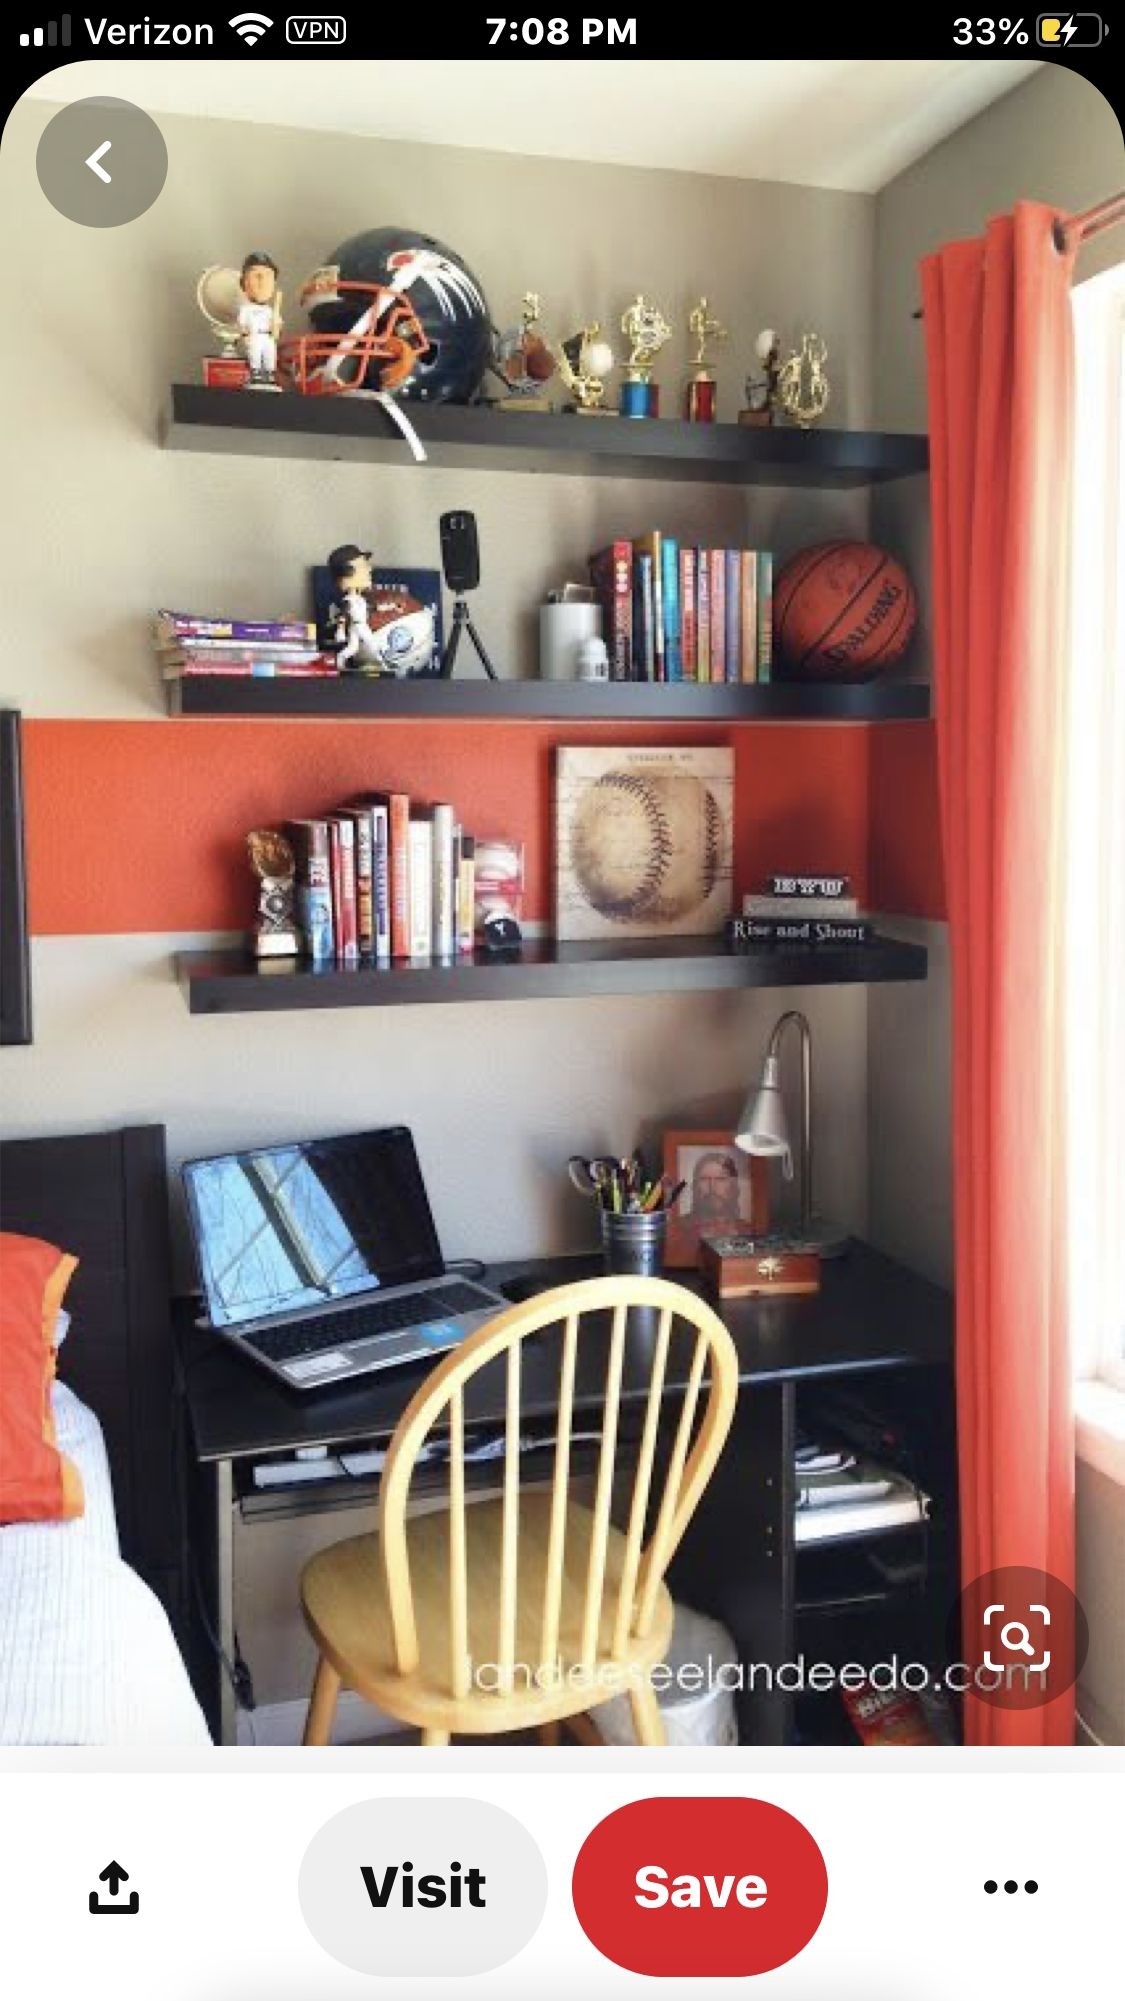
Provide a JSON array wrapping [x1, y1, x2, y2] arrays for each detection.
[[0, 1125, 211, 1746]]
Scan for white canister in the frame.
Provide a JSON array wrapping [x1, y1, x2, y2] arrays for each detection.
[[539, 601, 603, 680]]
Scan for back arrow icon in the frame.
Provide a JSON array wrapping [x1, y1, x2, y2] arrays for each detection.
[[85, 141, 112, 183]]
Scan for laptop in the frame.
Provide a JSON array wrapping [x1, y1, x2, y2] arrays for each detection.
[[182, 1125, 509, 1391]]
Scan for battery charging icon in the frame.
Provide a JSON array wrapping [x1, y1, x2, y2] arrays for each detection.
[[1036, 13, 1104, 45]]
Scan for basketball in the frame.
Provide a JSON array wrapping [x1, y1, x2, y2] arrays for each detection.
[[774, 541, 917, 681]]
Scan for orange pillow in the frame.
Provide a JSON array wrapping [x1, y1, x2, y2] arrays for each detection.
[[0, 1232, 84, 1524]]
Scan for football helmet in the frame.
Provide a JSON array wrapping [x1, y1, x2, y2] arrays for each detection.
[[305, 227, 491, 403]]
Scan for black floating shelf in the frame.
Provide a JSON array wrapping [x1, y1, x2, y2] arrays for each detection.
[[167, 675, 930, 722], [178, 932, 928, 1016], [163, 385, 929, 488]]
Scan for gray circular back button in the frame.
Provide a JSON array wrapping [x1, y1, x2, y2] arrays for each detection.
[[36, 97, 167, 228], [298, 1797, 548, 1978]]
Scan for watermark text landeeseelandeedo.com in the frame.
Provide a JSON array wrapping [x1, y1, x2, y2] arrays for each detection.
[[467, 1656, 1048, 1699]]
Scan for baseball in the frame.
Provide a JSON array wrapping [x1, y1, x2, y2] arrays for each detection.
[[570, 769, 725, 923]]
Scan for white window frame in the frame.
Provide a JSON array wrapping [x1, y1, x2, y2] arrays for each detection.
[[1068, 262, 1125, 1397]]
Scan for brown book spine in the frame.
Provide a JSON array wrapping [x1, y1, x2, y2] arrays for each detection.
[[328, 816, 358, 962]]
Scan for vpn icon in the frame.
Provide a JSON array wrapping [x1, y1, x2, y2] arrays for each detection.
[[229, 11, 273, 42]]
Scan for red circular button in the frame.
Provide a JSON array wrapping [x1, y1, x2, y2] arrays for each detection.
[[572, 1796, 827, 1978]]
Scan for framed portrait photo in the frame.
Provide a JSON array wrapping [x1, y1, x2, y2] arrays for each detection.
[[661, 1129, 769, 1269]]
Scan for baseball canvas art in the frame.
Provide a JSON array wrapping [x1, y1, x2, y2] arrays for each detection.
[[555, 746, 734, 941]]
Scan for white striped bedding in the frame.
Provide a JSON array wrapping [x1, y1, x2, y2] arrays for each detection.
[[0, 1383, 211, 1746]]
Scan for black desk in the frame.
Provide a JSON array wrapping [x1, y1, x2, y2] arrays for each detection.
[[178, 1244, 954, 1745]]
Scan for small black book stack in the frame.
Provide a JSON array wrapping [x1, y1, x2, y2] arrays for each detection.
[[728, 874, 872, 949]]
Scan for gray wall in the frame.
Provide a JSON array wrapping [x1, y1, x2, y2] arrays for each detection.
[[868, 62, 1125, 1743], [0, 96, 874, 1268]]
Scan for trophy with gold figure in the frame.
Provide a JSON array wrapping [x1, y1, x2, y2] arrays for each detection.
[[555, 322, 615, 414], [778, 332, 830, 428], [619, 294, 671, 418], [684, 296, 727, 423]]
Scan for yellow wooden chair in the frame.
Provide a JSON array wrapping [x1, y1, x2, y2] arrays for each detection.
[[299, 1274, 739, 1747]]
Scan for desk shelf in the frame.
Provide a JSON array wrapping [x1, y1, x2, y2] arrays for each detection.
[[177, 931, 928, 1014], [164, 385, 929, 488]]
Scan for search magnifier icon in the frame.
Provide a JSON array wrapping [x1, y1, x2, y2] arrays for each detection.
[[999, 1620, 1036, 1657]]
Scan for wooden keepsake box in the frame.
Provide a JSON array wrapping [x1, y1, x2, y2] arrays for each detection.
[[698, 1234, 822, 1299]]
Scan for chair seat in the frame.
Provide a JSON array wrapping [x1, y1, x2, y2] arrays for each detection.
[[301, 1493, 675, 1735]]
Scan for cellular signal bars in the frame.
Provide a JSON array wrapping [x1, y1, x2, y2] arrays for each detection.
[[20, 15, 72, 42]]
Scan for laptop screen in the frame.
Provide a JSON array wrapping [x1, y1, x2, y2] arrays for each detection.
[[183, 1127, 444, 1330]]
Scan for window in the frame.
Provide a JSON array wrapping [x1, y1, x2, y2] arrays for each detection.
[[1068, 263, 1125, 1393]]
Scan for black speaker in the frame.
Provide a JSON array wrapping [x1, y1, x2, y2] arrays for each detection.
[[439, 510, 480, 594]]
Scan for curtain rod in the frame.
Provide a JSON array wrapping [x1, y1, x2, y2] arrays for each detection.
[[911, 192, 1125, 317], [1052, 190, 1125, 252]]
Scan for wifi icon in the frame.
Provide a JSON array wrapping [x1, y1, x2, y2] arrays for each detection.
[[229, 10, 273, 42]]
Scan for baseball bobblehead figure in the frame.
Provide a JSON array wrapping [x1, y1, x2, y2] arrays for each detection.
[[238, 252, 282, 390], [326, 544, 381, 671]]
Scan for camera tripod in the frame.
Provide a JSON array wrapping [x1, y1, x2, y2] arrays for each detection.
[[439, 596, 499, 681]]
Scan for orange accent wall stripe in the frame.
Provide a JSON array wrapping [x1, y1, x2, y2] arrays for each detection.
[[21, 719, 892, 938], [868, 721, 946, 920]]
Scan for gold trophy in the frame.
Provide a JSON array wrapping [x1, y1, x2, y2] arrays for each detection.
[[493, 292, 557, 411], [554, 323, 615, 413], [248, 830, 300, 959], [778, 332, 830, 428], [619, 294, 672, 418], [684, 297, 727, 422]]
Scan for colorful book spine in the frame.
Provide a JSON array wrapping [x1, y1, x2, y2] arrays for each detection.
[[289, 820, 334, 964], [156, 633, 322, 655], [168, 665, 330, 687], [661, 538, 681, 681], [408, 816, 433, 959], [679, 547, 697, 680], [340, 809, 374, 953], [155, 611, 316, 644], [739, 550, 758, 683], [329, 816, 358, 962], [389, 793, 412, 959], [633, 533, 664, 681], [371, 802, 391, 958], [724, 550, 741, 685], [757, 551, 774, 682], [696, 549, 711, 682], [709, 550, 726, 684], [588, 541, 633, 682], [635, 554, 655, 681], [431, 803, 456, 958], [457, 833, 476, 953]]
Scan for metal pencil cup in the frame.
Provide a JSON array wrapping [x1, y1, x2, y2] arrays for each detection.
[[600, 1207, 667, 1277]]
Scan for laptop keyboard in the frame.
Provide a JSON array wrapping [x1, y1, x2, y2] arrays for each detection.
[[242, 1281, 494, 1367]]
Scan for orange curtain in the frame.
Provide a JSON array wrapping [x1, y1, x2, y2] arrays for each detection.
[[922, 202, 1076, 1747]]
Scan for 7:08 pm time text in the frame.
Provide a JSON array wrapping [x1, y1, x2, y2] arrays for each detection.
[[487, 17, 638, 43]]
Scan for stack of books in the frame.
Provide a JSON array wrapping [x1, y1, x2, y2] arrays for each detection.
[[589, 536, 774, 683], [730, 873, 873, 948], [154, 609, 336, 682], [285, 798, 479, 965]]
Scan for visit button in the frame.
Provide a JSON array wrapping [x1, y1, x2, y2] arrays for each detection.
[[571, 1796, 828, 1977]]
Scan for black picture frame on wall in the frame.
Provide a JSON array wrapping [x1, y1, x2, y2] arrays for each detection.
[[1, 709, 32, 1045]]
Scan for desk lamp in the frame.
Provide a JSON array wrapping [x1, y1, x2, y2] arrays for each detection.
[[735, 1009, 848, 1256]]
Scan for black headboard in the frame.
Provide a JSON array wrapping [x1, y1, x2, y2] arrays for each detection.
[[0, 1125, 181, 1622]]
